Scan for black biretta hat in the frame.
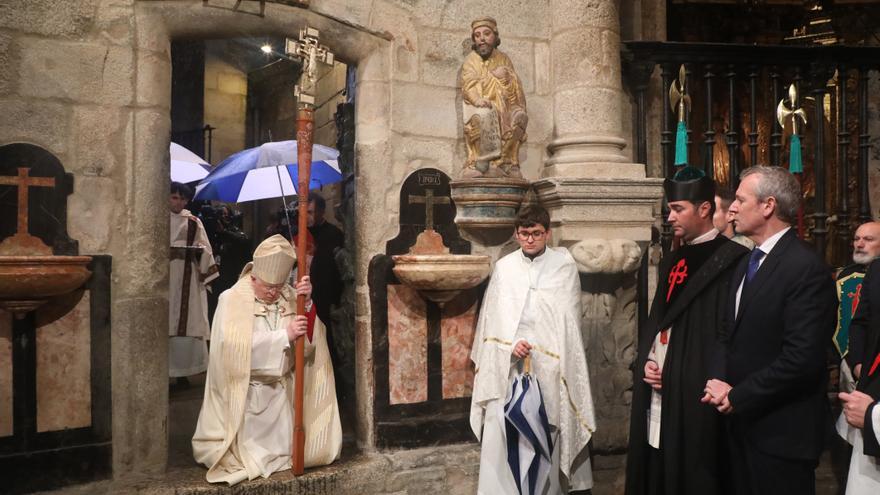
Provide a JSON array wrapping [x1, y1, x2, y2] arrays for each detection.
[[663, 165, 715, 203]]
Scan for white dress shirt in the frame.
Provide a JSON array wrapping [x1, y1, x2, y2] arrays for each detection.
[[735, 227, 791, 319]]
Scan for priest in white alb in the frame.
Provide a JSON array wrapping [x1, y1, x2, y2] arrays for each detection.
[[470, 206, 596, 494], [169, 182, 218, 384], [192, 234, 342, 485]]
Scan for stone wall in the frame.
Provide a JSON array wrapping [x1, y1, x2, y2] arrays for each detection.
[[313, 60, 348, 228], [0, 0, 667, 489], [204, 53, 247, 166], [0, 0, 169, 479]]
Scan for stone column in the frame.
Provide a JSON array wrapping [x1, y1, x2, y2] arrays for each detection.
[[544, 0, 644, 179], [537, 0, 662, 246]]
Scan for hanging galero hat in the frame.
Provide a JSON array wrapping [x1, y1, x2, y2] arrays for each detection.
[[471, 16, 498, 33], [663, 165, 715, 204], [239, 234, 296, 284]]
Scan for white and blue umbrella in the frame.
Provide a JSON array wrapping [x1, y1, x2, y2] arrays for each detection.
[[170, 142, 211, 183], [193, 140, 341, 203], [505, 356, 554, 495]]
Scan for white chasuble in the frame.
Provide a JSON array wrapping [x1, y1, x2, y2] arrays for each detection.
[[192, 274, 341, 485], [471, 247, 596, 493]]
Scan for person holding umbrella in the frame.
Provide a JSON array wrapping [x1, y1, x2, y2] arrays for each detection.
[[470, 206, 596, 494]]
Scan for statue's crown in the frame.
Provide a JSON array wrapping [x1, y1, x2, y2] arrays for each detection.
[[471, 17, 498, 33]]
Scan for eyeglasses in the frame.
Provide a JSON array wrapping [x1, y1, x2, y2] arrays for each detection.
[[253, 277, 285, 292], [516, 230, 546, 241]]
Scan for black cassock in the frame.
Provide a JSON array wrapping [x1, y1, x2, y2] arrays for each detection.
[[626, 236, 748, 495]]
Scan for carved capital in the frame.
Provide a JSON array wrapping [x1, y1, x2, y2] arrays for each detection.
[[568, 238, 642, 274]]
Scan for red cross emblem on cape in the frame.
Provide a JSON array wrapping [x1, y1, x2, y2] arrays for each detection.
[[666, 258, 688, 303], [870, 351, 880, 377]]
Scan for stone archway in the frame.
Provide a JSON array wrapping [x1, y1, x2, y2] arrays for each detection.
[[112, 1, 392, 479]]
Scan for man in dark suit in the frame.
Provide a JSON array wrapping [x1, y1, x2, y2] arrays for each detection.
[[840, 257, 880, 493], [701, 165, 837, 495]]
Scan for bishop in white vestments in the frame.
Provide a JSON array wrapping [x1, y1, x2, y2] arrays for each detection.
[[169, 182, 218, 379], [192, 235, 342, 485], [470, 206, 596, 494]]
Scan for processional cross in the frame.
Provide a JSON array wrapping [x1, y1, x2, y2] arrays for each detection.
[[284, 26, 335, 476], [0, 167, 56, 254]]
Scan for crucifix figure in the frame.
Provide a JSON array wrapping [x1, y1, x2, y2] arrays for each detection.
[[0, 167, 56, 255], [409, 189, 451, 232], [284, 26, 338, 476], [286, 27, 335, 108]]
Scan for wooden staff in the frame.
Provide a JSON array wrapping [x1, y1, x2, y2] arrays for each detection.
[[292, 106, 314, 475]]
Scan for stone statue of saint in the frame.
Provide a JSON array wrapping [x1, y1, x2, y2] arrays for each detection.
[[460, 17, 528, 179]]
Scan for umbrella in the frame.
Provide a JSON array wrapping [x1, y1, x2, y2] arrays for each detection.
[[170, 142, 211, 183], [504, 356, 554, 495], [193, 140, 341, 203]]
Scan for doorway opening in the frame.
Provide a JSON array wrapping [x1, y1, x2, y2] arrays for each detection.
[[167, 35, 357, 473]]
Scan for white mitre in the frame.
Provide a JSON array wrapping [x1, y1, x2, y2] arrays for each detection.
[[240, 234, 296, 284]]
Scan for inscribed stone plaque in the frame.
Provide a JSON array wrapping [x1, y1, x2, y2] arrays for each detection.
[[386, 168, 468, 256], [0, 143, 77, 254]]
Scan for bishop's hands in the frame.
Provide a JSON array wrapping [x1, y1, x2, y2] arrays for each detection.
[[286, 276, 314, 342], [295, 276, 313, 303], [286, 315, 309, 342], [839, 391, 875, 429], [702, 379, 734, 414]]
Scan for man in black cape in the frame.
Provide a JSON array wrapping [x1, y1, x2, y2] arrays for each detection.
[[625, 166, 748, 495]]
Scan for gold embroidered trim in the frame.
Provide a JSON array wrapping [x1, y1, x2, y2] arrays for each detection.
[[482, 337, 560, 360], [561, 377, 595, 433]]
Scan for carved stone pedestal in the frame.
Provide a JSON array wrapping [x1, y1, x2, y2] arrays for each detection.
[[533, 177, 663, 245], [448, 177, 530, 245]]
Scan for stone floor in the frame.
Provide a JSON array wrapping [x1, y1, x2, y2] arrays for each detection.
[[34, 377, 850, 494], [35, 375, 480, 495]]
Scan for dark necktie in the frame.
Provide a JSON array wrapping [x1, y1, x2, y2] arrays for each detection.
[[746, 248, 765, 284]]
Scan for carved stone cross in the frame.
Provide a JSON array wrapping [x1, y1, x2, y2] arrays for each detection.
[[0, 167, 55, 235], [285, 27, 335, 107], [408, 189, 450, 232]]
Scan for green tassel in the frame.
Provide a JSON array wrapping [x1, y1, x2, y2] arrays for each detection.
[[674, 121, 688, 166], [789, 134, 803, 174]]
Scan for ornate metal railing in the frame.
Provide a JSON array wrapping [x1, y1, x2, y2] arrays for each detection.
[[623, 41, 880, 264]]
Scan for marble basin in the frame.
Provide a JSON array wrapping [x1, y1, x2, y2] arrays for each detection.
[[392, 254, 491, 306], [0, 255, 92, 318]]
